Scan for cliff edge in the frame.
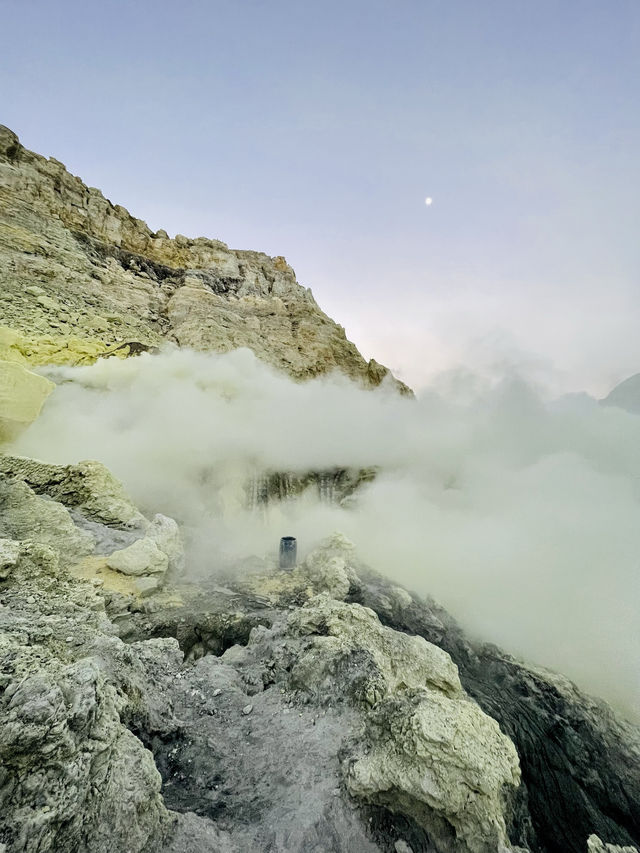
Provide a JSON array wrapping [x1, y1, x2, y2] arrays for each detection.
[[0, 125, 409, 392]]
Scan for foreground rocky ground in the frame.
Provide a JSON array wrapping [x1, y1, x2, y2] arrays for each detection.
[[0, 456, 638, 853]]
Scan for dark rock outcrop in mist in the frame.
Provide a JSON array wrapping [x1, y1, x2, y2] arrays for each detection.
[[600, 374, 640, 415], [353, 575, 640, 853]]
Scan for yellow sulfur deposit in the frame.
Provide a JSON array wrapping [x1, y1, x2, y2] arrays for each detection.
[[0, 358, 55, 441], [0, 325, 132, 367]]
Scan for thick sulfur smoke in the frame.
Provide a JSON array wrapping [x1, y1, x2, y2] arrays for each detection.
[[11, 347, 640, 721]]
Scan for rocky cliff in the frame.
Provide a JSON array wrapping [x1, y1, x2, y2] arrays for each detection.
[[0, 125, 408, 393]]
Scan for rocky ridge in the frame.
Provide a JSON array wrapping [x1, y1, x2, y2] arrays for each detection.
[[0, 125, 408, 394]]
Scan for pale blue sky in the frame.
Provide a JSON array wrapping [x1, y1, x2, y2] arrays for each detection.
[[2, 0, 639, 392]]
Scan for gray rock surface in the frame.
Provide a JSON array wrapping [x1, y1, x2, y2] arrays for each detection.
[[0, 454, 146, 527], [0, 449, 638, 852], [0, 540, 171, 853], [0, 455, 183, 596], [0, 491, 527, 853]]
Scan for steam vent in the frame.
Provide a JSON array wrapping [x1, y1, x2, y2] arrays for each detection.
[[0, 124, 638, 853]]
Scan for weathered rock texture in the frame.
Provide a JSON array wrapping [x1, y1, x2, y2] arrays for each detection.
[[0, 126, 409, 393], [1, 449, 639, 853], [0, 453, 183, 593], [0, 539, 172, 853], [0, 359, 54, 441], [351, 571, 640, 853], [587, 836, 640, 853], [116, 534, 524, 853]]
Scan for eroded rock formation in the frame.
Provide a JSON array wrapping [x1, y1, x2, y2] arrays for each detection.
[[0, 125, 408, 393]]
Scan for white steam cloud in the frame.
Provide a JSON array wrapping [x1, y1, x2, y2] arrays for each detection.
[[11, 348, 640, 721]]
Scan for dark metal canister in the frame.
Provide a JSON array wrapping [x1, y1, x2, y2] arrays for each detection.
[[279, 536, 297, 570]]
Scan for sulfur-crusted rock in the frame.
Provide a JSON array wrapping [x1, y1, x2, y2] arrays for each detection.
[[0, 538, 21, 579], [345, 691, 521, 853], [287, 594, 462, 703], [106, 537, 169, 576], [0, 358, 54, 441], [0, 476, 95, 564], [301, 531, 362, 599], [0, 456, 183, 593], [0, 455, 146, 527], [283, 594, 520, 852], [147, 513, 184, 573]]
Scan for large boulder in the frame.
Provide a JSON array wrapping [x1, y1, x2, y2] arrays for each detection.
[[0, 477, 94, 564], [286, 595, 521, 853], [0, 359, 54, 441]]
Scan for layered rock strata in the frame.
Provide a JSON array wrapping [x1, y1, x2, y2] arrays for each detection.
[[0, 126, 408, 393]]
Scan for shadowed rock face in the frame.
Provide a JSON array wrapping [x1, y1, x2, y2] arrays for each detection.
[[0, 125, 410, 393], [600, 374, 640, 415], [246, 467, 378, 509], [350, 574, 640, 853]]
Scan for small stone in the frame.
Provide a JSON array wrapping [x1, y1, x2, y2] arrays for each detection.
[[106, 538, 169, 576], [65, 636, 74, 643], [36, 294, 58, 310], [132, 576, 161, 597], [212, 688, 222, 697], [395, 841, 414, 853], [242, 704, 253, 715]]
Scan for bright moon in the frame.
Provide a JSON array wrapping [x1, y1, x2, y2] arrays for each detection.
[[425, 197, 433, 206]]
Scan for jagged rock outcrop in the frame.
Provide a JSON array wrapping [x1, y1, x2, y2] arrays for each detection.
[[587, 836, 639, 853], [0, 454, 183, 593], [116, 534, 524, 853], [0, 461, 526, 853], [0, 539, 172, 853], [0, 126, 408, 393], [246, 467, 377, 510], [351, 571, 640, 853]]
